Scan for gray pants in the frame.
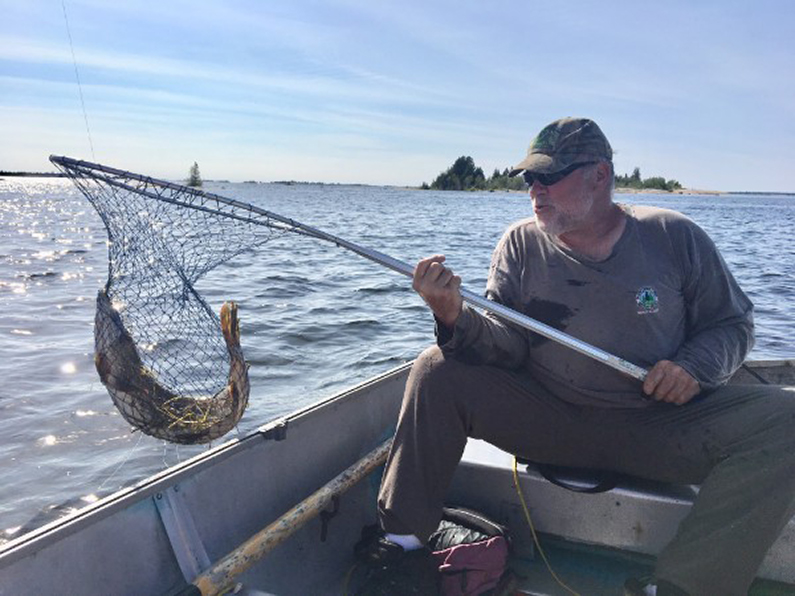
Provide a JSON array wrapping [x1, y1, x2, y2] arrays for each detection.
[[377, 346, 795, 596]]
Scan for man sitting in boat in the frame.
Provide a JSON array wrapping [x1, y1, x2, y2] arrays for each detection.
[[357, 117, 795, 596]]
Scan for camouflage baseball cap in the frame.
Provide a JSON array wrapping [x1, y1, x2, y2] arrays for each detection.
[[509, 117, 612, 176]]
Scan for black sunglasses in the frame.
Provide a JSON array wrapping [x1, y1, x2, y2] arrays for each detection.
[[522, 161, 597, 187]]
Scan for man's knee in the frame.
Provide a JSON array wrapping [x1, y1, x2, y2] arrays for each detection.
[[403, 346, 485, 419], [724, 385, 795, 461], [766, 388, 795, 453], [407, 346, 460, 393]]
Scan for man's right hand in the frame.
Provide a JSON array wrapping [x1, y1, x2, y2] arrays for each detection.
[[413, 255, 463, 329]]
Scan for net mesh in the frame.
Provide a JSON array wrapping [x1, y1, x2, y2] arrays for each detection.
[[53, 157, 293, 444]]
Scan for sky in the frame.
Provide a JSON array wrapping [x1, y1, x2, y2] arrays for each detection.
[[1, 0, 794, 191]]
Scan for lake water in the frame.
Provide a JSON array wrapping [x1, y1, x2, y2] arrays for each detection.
[[1, 177, 793, 544]]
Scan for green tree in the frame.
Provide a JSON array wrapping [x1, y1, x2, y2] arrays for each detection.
[[430, 156, 486, 190], [666, 179, 682, 191], [424, 157, 524, 192], [486, 167, 525, 191], [187, 162, 202, 187], [643, 176, 668, 191], [615, 167, 685, 192]]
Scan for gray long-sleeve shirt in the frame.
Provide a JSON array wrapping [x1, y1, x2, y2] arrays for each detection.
[[439, 204, 754, 408]]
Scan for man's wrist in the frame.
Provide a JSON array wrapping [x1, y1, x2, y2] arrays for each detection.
[[434, 316, 455, 345]]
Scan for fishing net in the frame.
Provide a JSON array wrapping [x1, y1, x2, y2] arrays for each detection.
[[52, 156, 295, 444]]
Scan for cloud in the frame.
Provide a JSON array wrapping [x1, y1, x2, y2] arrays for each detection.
[[3, 1, 794, 190]]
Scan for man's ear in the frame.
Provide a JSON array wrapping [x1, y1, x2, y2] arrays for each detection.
[[594, 162, 611, 187]]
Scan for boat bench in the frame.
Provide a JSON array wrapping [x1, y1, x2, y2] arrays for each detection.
[[451, 438, 795, 585], [454, 438, 698, 557]]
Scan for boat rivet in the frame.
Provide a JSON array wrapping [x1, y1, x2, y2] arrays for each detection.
[[174, 485, 179, 492], [156, 493, 162, 500]]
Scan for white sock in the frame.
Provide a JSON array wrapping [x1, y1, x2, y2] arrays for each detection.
[[384, 532, 423, 551]]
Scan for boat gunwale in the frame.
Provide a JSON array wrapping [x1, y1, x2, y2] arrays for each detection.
[[740, 358, 795, 368]]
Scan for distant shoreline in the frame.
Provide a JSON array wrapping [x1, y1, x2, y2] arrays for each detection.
[[0, 171, 66, 178], [616, 186, 722, 195], [615, 187, 795, 196], [1, 172, 792, 196], [407, 186, 795, 197], [407, 186, 728, 195]]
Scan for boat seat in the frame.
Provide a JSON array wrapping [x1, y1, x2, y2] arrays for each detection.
[[462, 439, 698, 500], [516, 458, 622, 494]]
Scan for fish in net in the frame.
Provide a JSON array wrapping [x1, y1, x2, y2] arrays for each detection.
[[52, 157, 286, 444], [93, 289, 249, 444]]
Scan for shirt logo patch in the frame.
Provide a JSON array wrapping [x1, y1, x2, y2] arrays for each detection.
[[636, 287, 659, 314]]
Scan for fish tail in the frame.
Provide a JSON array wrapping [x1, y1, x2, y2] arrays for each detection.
[[220, 301, 240, 348]]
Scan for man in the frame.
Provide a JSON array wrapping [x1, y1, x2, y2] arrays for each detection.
[[358, 117, 795, 596]]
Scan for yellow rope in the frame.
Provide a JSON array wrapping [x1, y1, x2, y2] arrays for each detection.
[[512, 456, 581, 596], [341, 562, 358, 596]]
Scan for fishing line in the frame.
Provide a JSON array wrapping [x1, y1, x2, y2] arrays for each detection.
[[61, 0, 96, 160], [96, 431, 144, 493]]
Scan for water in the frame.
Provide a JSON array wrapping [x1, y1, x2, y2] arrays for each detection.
[[1, 178, 793, 543]]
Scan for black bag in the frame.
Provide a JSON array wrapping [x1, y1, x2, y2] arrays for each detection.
[[426, 507, 513, 596]]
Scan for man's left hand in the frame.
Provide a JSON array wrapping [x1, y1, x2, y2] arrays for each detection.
[[643, 360, 700, 405]]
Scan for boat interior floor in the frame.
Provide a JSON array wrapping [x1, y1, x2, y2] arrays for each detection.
[[505, 538, 793, 596]]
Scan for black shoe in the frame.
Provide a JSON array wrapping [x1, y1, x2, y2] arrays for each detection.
[[624, 577, 656, 596], [624, 577, 690, 596], [354, 526, 440, 596]]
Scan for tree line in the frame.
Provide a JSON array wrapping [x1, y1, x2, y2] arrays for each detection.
[[614, 167, 681, 192], [422, 156, 682, 192], [420, 156, 525, 192]]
